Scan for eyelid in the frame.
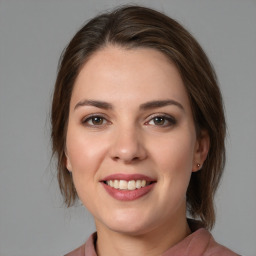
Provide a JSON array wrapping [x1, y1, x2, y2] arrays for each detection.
[[81, 113, 111, 126], [81, 112, 176, 127], [145, 113, 177, 126]]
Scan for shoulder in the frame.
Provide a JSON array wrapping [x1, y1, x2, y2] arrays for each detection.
[[64, 244, 85, 256], [64, 233, 97, 256], [183, 220, 239, 256], [204, 233, 240, 256], [188, 228, 239, 256]]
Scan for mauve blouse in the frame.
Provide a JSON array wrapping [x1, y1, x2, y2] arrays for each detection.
[[64, 220, 239, 256]]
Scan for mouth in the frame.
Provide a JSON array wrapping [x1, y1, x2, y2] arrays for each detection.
[[100, 173, 156, 201], [103, 179, 155, 191]]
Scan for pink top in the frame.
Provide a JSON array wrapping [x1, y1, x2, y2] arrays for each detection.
[[65, 221, 239, 256]]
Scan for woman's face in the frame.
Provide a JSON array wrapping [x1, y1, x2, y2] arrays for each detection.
[[65, 46, 208, 235]]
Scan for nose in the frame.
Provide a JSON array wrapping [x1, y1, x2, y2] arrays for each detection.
[[109, 126, 147, 164]]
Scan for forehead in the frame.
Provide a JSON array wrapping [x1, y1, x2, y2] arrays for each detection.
[[71, 46, 191, 111]]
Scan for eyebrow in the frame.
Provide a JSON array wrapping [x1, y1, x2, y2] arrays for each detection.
[[139, 100, 184, 111], [74, 100, 113, 110], [74, 99, 184, 111]]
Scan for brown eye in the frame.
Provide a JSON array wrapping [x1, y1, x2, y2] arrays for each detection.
[[152, 117, 165, 125], [83, 115, 107, 126], [91, 117, 104, 125], [147, 115, 176, 127]]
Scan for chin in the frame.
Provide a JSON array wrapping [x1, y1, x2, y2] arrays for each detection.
[[108, 222, 153, 236], [97, 208, 156, 236]]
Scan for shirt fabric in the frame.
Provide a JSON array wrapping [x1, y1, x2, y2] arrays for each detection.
[[64, 220, 239, 256]]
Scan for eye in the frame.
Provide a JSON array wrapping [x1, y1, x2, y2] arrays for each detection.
[[146, 115, 176, 127], [82, 115, 108, 126]]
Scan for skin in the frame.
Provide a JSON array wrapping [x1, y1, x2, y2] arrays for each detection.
[[65, 46, 209, 256]]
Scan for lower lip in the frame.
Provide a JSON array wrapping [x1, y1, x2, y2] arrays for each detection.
[[102, 182, 155, 201]]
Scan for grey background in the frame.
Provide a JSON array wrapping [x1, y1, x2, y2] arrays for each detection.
[[0, 0, 255, 255]]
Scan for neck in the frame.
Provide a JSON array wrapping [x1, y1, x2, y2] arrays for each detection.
[[95, 217, 191, 256]]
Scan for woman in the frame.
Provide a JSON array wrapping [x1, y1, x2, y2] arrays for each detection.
[[51, 5, 239, 256]]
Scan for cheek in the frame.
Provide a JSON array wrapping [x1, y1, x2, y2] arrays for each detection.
[[150, 132, 195, 199], [65, 129, 108, 207], [151, 133, 196, 174], [65, 127, 109, 180]]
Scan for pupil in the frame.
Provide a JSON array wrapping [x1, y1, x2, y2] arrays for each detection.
[[154, 117, 164, 125], [93, 117, 103, 125]]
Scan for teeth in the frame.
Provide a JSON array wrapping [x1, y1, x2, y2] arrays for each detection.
[[114, 180, 119, 189], [106, 179, 149, 190], [128, 180, 135, 190], [135, 180, 141, 188], [119, 180, 128, 190]]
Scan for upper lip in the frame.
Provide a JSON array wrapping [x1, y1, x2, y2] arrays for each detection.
[[101, 173, 156, 182]]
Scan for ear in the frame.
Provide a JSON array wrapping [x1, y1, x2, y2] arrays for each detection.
[[65, 151, 72, 172], [192, 130, 210, 172]]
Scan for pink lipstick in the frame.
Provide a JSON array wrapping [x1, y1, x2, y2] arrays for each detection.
[[101, 173, 156, 201]]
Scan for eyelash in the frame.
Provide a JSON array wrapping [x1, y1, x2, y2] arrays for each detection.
[[81, 114, 176, 127], [145, 114, 176, 127], [82, 114, 110, 127]]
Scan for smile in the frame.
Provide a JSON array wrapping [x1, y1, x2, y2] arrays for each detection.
[[101, 174, 156, 201], [105, 179, 152, 190]]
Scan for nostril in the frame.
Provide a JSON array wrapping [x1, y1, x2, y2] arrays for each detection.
[[111, 155, 141, 163]]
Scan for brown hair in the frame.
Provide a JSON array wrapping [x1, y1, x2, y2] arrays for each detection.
[[51, 5, 226, 230]]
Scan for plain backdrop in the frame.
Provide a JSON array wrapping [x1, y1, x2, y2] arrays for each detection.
[[0, 0, 255, 255]]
